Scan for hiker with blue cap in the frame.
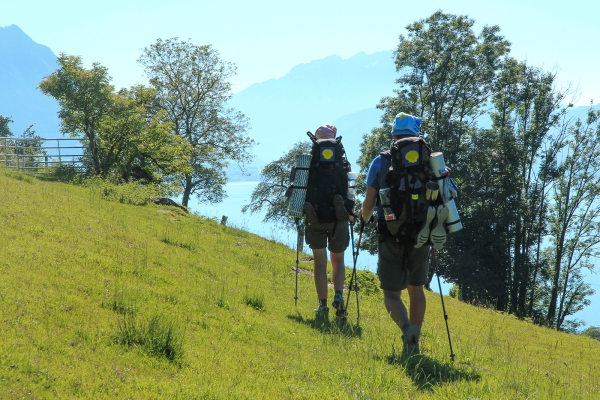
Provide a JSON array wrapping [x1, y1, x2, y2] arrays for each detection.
[[358, 112, 442, 356]]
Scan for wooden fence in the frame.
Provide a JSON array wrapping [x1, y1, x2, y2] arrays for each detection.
[[0, 137, 87, 172]]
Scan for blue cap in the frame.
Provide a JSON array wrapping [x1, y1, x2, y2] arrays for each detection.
[[391, 113, 422, 136]]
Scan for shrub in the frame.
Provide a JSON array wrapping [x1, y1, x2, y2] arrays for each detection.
[[243, 292, 265, 311], [114, 313, 185, 364], [582, 326, 600, 341]]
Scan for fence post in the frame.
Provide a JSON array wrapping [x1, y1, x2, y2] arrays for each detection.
[[57, 139, 61, 168], [16, 140, 20, 171]]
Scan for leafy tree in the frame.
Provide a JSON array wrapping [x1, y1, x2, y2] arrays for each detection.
[[499, 63, 572, 319], [0, 115, 13, 137], [0, 115, 47, 170], [582, 326, 600, 341], [242, 142, 311, 230], [95, 85, 191, 186], [39, 54, 113, 175], [545, 107, 600, 329], [40, 55, 190, 188], [138, 38, 254, 207], [448, 60, 572, 319], [443, 126, 518, 309], [1, 115, 14, 167], [15, 124, 47, 170]]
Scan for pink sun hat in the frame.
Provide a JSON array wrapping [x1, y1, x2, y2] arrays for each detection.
[[315, 124, 337, 139]]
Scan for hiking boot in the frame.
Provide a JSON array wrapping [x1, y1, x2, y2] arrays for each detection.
[[314, 304, 330, 314], [415, 206, 436, 248], [402, 324, 421, 356], [332, 292, 347, 317], [303, 202, 319, 225], [430, 205, 449, 250], [333, 194, 349, 221]]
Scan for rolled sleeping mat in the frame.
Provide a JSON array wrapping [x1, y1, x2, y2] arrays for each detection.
[[429, 152, 445, 199], [287, 154, 312, 218], [444, 198, 463, 233], [429, 152, 446, 177], [429, 152, 462, 233]]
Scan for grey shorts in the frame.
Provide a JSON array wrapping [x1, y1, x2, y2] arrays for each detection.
[[305, 220, 349, 253], [377, 234, 430, 291]]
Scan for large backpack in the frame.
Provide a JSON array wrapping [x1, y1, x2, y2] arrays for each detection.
[[303, 136, 352, 223], [379, 136, 442, 243]]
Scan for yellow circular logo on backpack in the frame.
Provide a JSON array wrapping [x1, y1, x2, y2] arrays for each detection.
[[405, 150, 419, 163], [322, 149, 334, 160]]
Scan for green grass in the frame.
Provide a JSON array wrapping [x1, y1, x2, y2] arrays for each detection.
[[1, 168, 599, 398]]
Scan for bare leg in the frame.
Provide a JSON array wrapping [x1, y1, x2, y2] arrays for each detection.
[[407, 284, 426, 328], [383, 290, 409, 328], [312, 248, 328, 301], [329, 251, 345, 292]]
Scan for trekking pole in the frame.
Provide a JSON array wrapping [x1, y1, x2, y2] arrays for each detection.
[[294, 218, 304, 306], [346, 219, 365, 321], [431, 248, 455, 361]]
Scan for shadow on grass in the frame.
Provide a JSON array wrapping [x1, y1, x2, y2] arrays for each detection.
[[287, 311, 362, 338], [384, 348, 481, 391]]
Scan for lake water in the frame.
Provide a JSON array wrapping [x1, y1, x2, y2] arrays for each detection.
[[187, 181, 600, 329]]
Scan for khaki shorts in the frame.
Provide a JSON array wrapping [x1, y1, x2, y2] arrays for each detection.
[[305, 220, 349, 253], [377, 234, 430, 291]]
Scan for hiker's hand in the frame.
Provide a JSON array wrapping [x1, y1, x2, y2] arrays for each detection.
[[357, 209, 368, 224]]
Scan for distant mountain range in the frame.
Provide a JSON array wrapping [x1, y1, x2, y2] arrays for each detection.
[[228, 51, 397, 167], [2, 24, 597, 181]]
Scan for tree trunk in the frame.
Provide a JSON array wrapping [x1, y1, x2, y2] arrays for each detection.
[[181, 175, 193, 207], [511, 216, 523, 315], [547, 240, 564, 326]]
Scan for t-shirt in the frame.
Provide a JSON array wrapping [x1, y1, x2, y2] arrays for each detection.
[[365, 154, 388, 219]]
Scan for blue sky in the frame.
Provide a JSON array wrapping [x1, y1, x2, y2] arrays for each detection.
[[2, 0, 599, 105]]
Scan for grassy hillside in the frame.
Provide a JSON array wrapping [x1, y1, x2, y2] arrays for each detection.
[[1, 169, 599, 399]]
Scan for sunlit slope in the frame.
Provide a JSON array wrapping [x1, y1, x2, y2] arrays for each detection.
[[1, 169, 599, 399]]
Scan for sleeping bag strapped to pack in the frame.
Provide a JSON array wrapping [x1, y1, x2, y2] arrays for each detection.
[[380, 135, 443, 244]]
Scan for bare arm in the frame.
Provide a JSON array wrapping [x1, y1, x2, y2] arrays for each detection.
[[359, 185, 378, 223]]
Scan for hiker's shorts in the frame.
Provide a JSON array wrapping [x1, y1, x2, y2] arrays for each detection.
[[305, 220, 349, 253], [377, 234, 430, 291]]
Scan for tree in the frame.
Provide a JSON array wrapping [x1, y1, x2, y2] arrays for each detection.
[[0, 115, 13, 137], [40, 55, 191, 186], [15, 124, 47, 170], [95, 85, 191, 185], [138, 38, 255, 207], [545, 107, 600, 329], [443, 57, 574, 321], [39, 54, 113, 175], [242, 142, 311, 230], [582, 326, 600, 341], [0, 115, 47, 170]]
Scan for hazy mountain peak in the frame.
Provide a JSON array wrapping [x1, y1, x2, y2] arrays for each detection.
[[1, 24, 55, 65], [288, 54, 344, 73], [0, 24, 59, 135]]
